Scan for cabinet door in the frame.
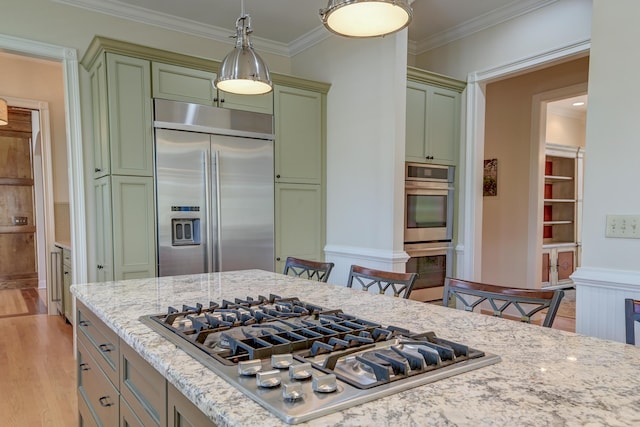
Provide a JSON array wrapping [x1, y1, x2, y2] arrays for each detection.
[[557, 249, 575, 282], [63, 249, 72, 323], [94, 177, 114, 282], [274, 85, 322, 184], [275, 183, 322, 273], [167, 382, 216, 427], [405, 81, 460, 166], [152, 62, 216, 106], [218, 88, 274, 114], [90, 54, 109, 178], [406, 81, 429, 161], [106, 53, 153, 176], [111, 176, 156, 280], [428, 87, 460, 165]]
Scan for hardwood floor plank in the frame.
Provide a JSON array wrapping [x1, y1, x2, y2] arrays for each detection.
[[0, 314, 76, 426]]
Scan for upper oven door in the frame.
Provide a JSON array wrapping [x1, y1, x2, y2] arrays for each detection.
[[404, 184, 453, 243]]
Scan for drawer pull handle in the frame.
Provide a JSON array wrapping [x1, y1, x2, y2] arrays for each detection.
[[98, 343, 114, 353], [98, 396, 113, 407], [79, 320, 90, 327], [79, 363, 90, 371]]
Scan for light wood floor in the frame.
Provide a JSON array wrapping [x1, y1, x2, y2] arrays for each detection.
[[0, 289, 77, 427]]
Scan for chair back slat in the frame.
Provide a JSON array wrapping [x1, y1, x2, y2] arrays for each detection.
[[347, 265, 417, 299], [443, 278, 565, 327], [283, 257, 335, 283], [625, 298, 640, 345]]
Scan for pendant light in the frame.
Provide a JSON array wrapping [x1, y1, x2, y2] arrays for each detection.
[[0, 99, 8, 126], [214, 0, 272, 95], [320, 0, 413, 38]]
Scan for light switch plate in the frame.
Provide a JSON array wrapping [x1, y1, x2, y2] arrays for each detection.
[[605, 215, 640, 238]]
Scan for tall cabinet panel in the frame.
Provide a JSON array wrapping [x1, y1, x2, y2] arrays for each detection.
[[84, 46, 155, 281], [273, 83, 327, 272]]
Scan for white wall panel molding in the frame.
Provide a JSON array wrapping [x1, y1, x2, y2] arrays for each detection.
[[324, 244, 410, 287], [573, 266, 640, 344]]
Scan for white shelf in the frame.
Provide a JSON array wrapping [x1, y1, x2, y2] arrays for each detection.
[[543, 220, 573, 225], [544, 175, 573, 182], [544, 199, 576, 203]]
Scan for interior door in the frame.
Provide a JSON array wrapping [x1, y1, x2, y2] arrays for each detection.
[[0, 108, 37, 289]]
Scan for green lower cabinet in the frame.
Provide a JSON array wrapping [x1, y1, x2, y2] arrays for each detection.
[[111, 176, 157, 280], [275, 183, 322, 274]]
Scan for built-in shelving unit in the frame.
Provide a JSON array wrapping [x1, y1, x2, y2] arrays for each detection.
[[541, 143, 584, 288]]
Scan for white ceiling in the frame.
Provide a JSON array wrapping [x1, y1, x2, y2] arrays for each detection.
[[54, 0, 557, 55]]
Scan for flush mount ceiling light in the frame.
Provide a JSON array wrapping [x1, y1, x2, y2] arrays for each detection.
[[214, 0, 272, 95], [320, 0, 413, 38], [0, 99, 8, 126]]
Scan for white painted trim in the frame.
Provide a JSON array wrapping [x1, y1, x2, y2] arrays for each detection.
[[324, 245, 410, 264], [572, 267, 640, 292], [461, 40, 590, 283], [0, 34, 88, 303]]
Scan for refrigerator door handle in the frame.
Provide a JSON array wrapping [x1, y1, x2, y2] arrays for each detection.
[[204, 152, 214, 272], [214, 150, 223, 271]]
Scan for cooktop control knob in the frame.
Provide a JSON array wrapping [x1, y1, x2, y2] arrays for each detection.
[[271, 354, 293, 369], [282, 383, 303, 401], [289, 363, 313, 380], [256, 370, 282, 388], [312, 374, 338, 393], [238, 359, 262, 376]]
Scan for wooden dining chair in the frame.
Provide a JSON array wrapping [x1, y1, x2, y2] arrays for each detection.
[[624, 298, 640, 345], [346, 265, 417, 299], [442, 277, 565, 327], [283, 257, 335, 283]]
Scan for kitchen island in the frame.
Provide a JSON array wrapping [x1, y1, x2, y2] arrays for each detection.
[[72, 270, 640, 426]]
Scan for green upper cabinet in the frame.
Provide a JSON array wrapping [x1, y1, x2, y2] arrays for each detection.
[[152, 62, 273, 114], [274, 85, 323, 184], [406, 68, 465, 166], [90, 53, 154, 177]]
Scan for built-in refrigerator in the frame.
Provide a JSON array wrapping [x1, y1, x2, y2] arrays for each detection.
[[154, 99, 274, 276]]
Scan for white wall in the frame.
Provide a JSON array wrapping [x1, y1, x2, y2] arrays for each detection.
[[291, 33, 409, 285], [415, 0, 593, 80], [546, 112, 586, 147], [572, 0, 640, 342]]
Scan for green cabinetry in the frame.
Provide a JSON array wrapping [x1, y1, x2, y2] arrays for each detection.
[[406, 68, 465, 166], [272, 82, 327, 273], [152, 61, 273, 114]]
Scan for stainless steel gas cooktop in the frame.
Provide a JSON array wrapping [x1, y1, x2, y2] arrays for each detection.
[[140, 294, 501, 424]]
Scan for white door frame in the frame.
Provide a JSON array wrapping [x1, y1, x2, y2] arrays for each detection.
[[457, 39, 591, 282], [0, 34, 87, 314]]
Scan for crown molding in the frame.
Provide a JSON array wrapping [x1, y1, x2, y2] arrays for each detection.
[[52, 0, 290, 57], [414, 0, 559, 55]]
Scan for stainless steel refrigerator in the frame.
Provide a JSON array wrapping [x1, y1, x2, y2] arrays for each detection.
[[154, 99, 274, 276]]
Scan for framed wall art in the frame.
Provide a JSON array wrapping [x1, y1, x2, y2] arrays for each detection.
[[483, 158, 498, 197]]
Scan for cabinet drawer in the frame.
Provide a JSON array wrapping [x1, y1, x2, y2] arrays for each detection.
[[78, 340, 119, 427], [77, 301, 120, 386], [168, 382, 217, 427], [120, 340, 166, 427], [78, 390, 99, 427], [120, 396, 145, 427]]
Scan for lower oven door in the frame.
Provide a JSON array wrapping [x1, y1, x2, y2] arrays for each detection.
[[405, 242, 452, 302]]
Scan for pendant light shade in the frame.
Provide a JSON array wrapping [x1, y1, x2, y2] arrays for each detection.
[[214, 2, 272, 95], [0, 99, 7, 126], [320, 0, 413, 38]]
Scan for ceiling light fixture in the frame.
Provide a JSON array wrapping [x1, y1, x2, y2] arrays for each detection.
[[320, 0, 413, 38], [214, 0, 272, 95], [0, 99, 8, 126]]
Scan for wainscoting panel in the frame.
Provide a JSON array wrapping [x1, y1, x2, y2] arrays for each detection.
[[573, 267, 640, 344]]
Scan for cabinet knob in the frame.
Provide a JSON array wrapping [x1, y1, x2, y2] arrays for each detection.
[[276, 174, 281, 179], [220, 98, 225, 103], [98, 396, 114, 407], [95, 168, 102, 172], [97, 264, 104, 270], [276, 257, 281, 261]]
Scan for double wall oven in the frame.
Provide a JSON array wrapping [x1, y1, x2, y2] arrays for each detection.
[[404, 163, 454, 302]]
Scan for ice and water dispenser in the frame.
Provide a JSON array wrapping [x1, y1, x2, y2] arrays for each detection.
[[171, 206, 201, 246]]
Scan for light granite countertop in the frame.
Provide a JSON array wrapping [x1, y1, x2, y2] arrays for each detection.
[[71, 270, 640, 426]]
